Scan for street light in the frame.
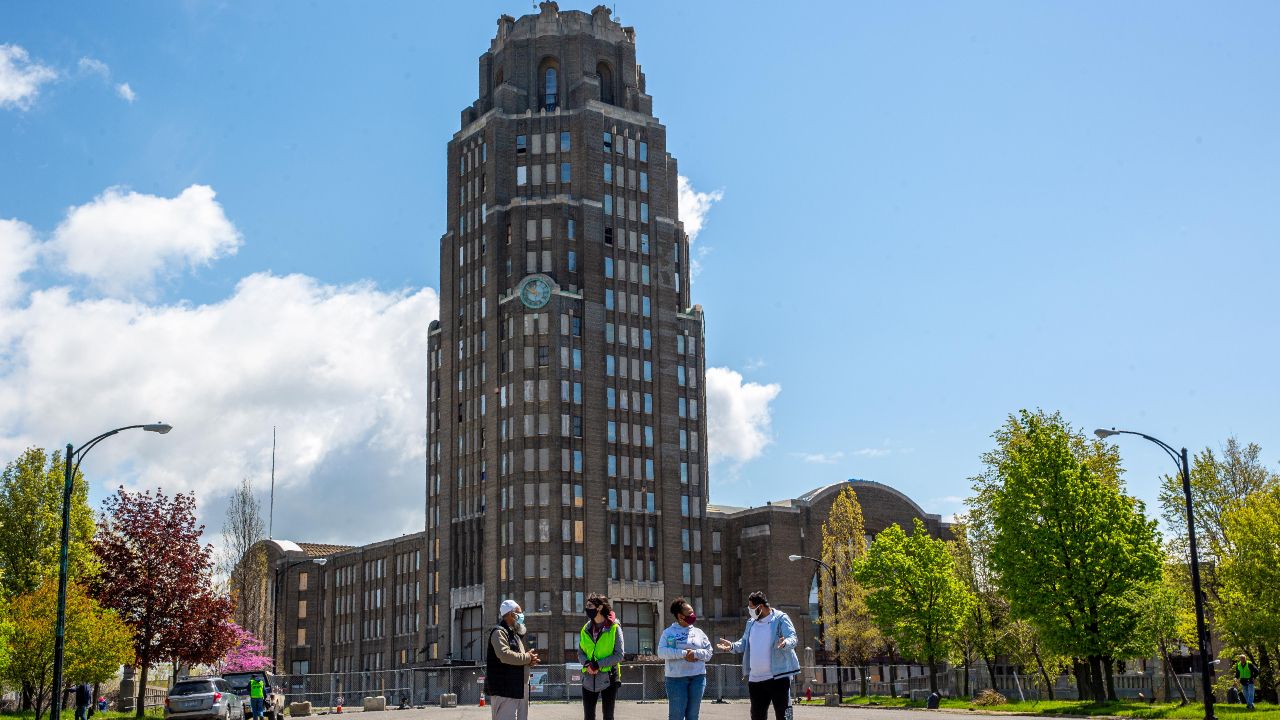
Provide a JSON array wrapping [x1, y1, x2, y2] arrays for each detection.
[[273, 557, 327, 672], [789, 554, 844, 703], [51, 423, 172, 720], [1094, 428, 1214, 720]]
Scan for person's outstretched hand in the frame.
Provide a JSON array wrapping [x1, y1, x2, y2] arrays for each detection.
[[716, 638, 733, 651]]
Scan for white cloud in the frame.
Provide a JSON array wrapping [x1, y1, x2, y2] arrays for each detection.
[[677, 175, 723, 242], [794, 451, 844, 465], [49, 185, 242, 298], [853, 447, 891, 458], [706, 367, 780, 466], [0, 273, 439, 546], [0, 219, 39, 307], [78, 57, 135, 103], [0, 44, 58, 111], [78, 57, 110, 77]]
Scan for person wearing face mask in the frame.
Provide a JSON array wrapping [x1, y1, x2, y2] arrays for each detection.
[[486, 599, 539, 720], [716, 591, 800, 720], [657, 598, 713, 720], [578, 593, 624, 720]]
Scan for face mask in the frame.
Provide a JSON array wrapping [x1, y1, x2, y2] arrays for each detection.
[[515, 612, 525, 625], [748, 606, 761, 620], [586, 609, 598, 621], [684, 612, 697, 626]]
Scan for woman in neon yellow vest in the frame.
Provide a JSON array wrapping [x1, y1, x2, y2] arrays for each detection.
[[578, 593, 625, 720]]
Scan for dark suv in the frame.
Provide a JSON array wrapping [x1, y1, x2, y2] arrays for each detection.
[[222, 672, 284, 720]]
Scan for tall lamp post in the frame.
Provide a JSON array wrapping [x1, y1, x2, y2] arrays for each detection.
[[51, 423, 172, 720], [789, 554, 844, 703], [273, 557, 327, 672], [1094, 428, 1214, 720]]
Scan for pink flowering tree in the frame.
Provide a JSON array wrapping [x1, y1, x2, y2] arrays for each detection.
[[218, 622, 273, 672]]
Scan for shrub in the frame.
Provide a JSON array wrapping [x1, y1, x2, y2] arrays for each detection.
[[973, 690, 1008, 706]]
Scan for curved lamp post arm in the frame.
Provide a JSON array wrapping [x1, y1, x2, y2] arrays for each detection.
[[1094, 428, 1182, 470]]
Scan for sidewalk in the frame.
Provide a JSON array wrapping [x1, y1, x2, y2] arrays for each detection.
[[316, 701, 1013, 720]]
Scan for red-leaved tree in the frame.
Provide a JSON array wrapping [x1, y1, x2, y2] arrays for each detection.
[[217, 622, 273, 673], [93, 487, 236, 716]]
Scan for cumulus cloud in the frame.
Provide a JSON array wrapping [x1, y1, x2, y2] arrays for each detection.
[[0, 219, 39, 306], [0, 44, 58, 110], [116, 83, 136, 103], [706, 367, 780, 466], [0, 273, 439, 546], [78, 57, 110, 77], [48, 185, 242, 298], [677, 175, 723, 242]]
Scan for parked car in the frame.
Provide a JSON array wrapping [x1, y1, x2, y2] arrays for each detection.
[[165, 678, 240, 720], [222, 671, 285, 720]]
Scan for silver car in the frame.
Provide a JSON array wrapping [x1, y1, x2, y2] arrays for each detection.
[[165, 678, 240, 720]]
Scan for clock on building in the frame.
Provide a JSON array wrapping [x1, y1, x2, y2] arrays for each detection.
[[518, 275, 552, 309]]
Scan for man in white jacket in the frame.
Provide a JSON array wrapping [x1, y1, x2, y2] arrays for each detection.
[[657, 598, 714, 720]]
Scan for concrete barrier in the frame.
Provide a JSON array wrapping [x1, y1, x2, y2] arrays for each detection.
[[288, 702, 312, 716], [362, 696, 387, 712], [439, 694, 458, 708]]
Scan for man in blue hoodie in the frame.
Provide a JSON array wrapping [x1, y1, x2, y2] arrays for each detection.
[[717, 592, 800, 720]]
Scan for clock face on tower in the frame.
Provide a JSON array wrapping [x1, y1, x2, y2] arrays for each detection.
[[519, 276, 552, 309]]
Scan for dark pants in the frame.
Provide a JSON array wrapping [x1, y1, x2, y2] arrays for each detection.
[[748, 678, 791, 720], [75, 705, 90, 720], [582, 681, 619, 720]]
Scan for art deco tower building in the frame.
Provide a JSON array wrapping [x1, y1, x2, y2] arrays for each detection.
[[425, 2, 710, 662]]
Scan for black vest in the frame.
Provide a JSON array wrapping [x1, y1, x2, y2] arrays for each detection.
[[484, 623, 526, 699]]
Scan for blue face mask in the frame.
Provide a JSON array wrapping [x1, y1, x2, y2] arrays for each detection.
[[515, 612, 525, 625]]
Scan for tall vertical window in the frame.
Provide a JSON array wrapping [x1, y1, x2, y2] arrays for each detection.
[[597, 62, 614, 105], [543, 65, 558, 110], [560, 131, 571, 151], [516, 135, 527, 154], [604, 258, 614, 278], [639, 141, 648, 162], [561, 162, 571, 183], [568, 250, 577, 272]]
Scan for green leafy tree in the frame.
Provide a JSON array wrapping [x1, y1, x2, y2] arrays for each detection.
[[819, 486, 882, 697], [950, 519, 1009, 695], [1, 582, 133, 720], [973, 410, 1162, 703], [0, 447, 98, 599], [1158, 438, 1280, 703], [1004, 619, 1069, 701], [1219, 485, 1280, 690], [1121, 566, 1197, 704], [856, 517, 972, 693]]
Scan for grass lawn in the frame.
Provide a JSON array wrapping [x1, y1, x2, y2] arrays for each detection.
[[0, 712, 162, 720], [799, 695, 1280, 719]]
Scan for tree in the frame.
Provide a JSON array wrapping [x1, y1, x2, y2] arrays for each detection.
[[93, 487, 236, 716], [217, 623, 273, 673], [856, 517, 972, 694], [0, 447, 97, 599], [1218, 485, 1280, 693], [1121, 566, 1197, 704], [1, 583, 132, 720], [818, 486, 882, 697], [221, 478, 269, 640], [1004, 619, 1069, 701], [950, 519, 1009, 695], [1158, 438, 1280, 703], [973, 410, 1162, 703]]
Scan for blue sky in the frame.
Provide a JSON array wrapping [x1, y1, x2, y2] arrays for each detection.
[[2, 1, 1278, 544]]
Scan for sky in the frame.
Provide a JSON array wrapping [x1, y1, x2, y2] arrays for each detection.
[[2, 1, 1278, 548]]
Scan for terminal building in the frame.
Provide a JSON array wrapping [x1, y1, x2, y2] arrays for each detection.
[[250, 3, 953, 679]]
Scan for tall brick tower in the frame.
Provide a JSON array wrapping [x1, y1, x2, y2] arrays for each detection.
[[425, 2, 709, 663]]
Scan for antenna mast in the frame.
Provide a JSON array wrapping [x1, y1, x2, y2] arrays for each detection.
[[269, 426, 276, 539]]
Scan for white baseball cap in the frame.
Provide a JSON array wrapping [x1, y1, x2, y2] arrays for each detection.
[[499, 599, 520, 617]]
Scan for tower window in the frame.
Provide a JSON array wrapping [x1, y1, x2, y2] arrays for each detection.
[[597, 62, 614, 105], [541, 62, 559, 111]]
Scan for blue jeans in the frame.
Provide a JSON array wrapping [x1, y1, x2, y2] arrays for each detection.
[[251, 697, 265, 719], [666, 675, 706, 720], [1243, 682, 1255, 709]]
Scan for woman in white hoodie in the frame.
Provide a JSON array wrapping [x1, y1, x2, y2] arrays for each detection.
[[657, 598, 714, 720]]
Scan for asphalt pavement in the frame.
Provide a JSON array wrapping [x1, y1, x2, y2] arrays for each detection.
[[308, 701, 1016, 720]]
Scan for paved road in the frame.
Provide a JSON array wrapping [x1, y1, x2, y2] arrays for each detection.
[[312, 701, 1015, 720]]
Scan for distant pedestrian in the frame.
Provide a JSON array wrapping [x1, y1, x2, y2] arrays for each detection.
[[716, 591, 800, 720], [98, 697, 108, 713], [1234, 654, 1259, 710], [485, 599, 539, 720], [74, 683, 93, 720], [658, 598, 713, 720], [578, 593, 624, 720], [249, 675, 266, 720]]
